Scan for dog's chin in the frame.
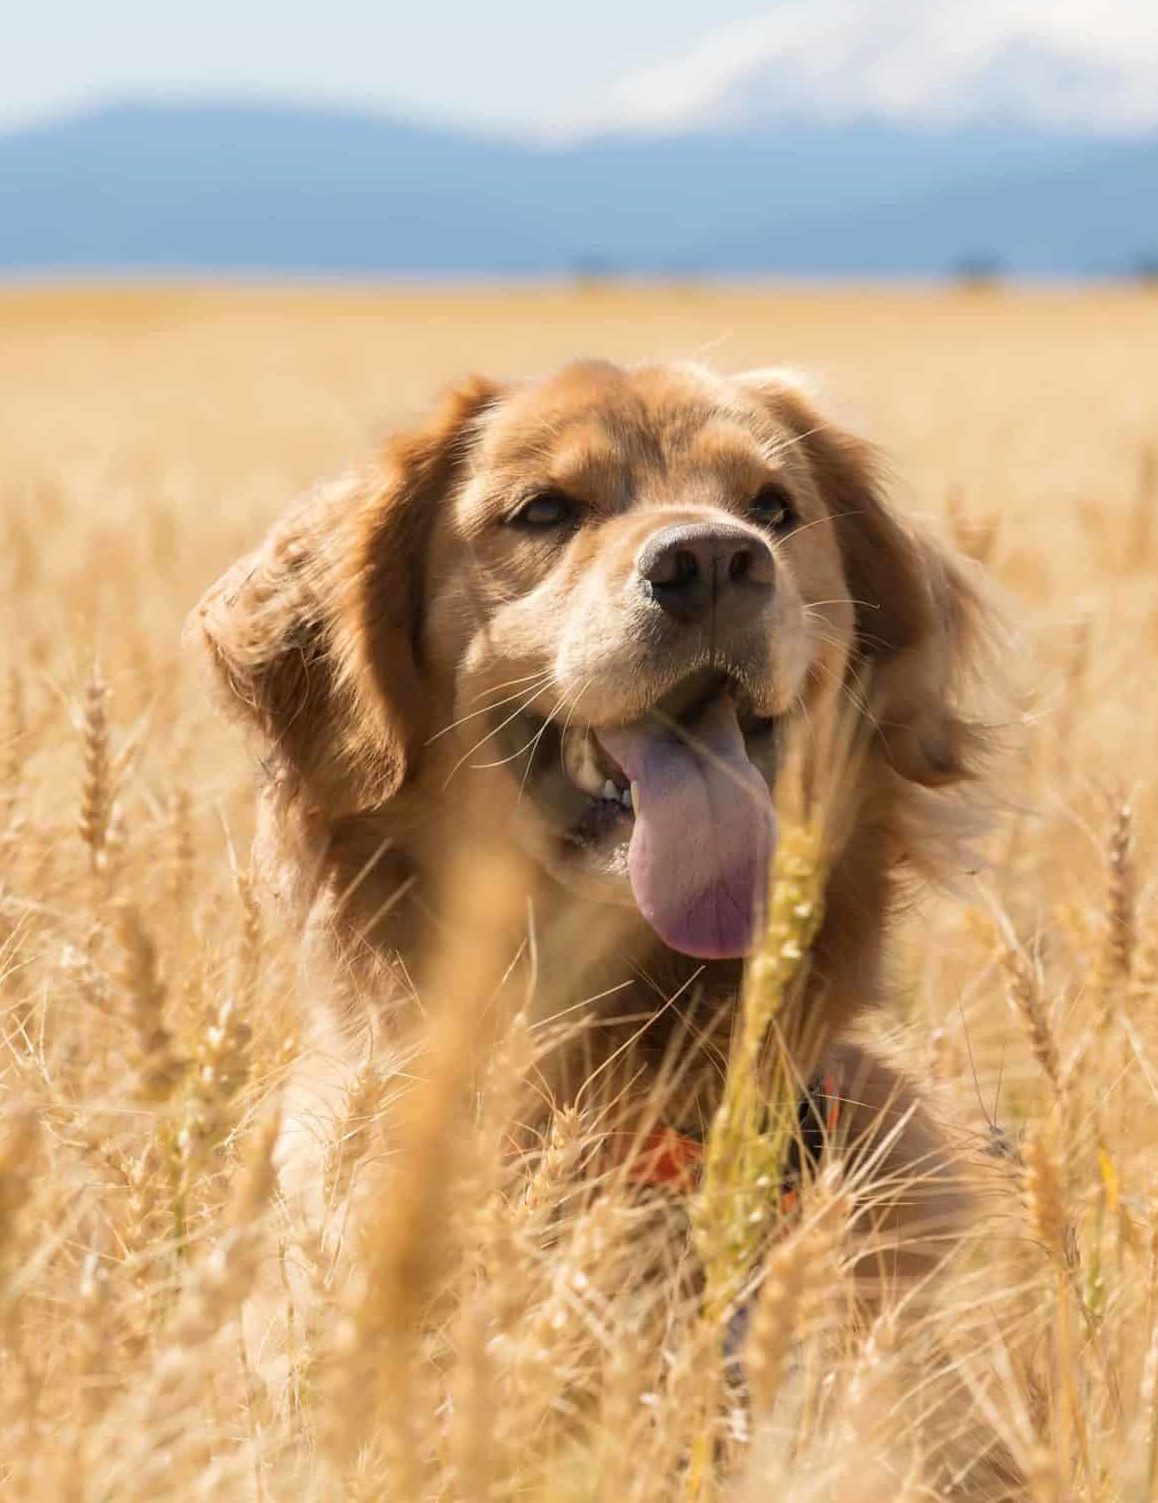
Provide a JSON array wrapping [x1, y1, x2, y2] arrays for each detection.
[[496, 667, 784, 923], [522, 820, 639, 909]]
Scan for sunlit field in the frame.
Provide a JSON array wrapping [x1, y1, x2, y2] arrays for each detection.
[[1, 281, 1157, 1501]]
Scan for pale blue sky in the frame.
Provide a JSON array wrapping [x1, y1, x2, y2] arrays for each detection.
[[11, 4, 1157, 139], [4, 2, 768, 135]]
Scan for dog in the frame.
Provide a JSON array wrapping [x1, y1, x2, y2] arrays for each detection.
[[192, 358, 998, 1336]]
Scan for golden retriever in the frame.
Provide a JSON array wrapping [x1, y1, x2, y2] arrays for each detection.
[[193, 357, 995, 1310]]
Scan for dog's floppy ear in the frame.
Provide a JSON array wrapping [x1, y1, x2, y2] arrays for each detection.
[[190, 377, 502, 814], [739, 369, 988, 787]]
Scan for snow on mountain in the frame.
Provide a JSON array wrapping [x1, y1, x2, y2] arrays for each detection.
[[603, 0, 1158, 136]]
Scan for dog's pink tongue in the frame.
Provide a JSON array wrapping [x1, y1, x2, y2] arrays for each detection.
[[598, 697, 776, 960]]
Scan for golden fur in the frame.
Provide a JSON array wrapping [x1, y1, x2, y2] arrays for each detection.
[[193, 358, 995, 1287]]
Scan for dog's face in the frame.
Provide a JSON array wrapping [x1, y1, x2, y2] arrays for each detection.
[[195, 360, 982, 964], [419, 363, 855, 957]]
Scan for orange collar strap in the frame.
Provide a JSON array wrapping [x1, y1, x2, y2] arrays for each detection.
[[614, 1069, 843, 1199]]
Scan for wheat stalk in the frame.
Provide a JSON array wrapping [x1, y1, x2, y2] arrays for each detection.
[[178, 995, 253, 1191], [115, 903, 185, 1104], [684, 816, 826, 1499], [78, 671, 112, 881], [1102, 796, 1135, 988], [1023, 1133, 1068, 1270], [1002, 943, 1062, 1095], [0, 1108, 40, 1292], [234, 863, 262, 1002], [746, 1215, 816, 1416], [1024, 1131, 1089, 1481], [164, 787, 195, 918], [691, 819, 827, 1313], [1, 667, 25, 821]]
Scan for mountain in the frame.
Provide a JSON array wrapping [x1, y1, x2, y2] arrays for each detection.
[[606, 1, 1158, 136], [1, 100, 1155, 276]]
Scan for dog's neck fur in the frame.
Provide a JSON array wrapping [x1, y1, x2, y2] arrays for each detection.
[[273, 753, 904, 1128]]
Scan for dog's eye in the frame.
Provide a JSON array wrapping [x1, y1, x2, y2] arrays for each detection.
[[509, 489, 580, 530], [749, 480, 798, 534]]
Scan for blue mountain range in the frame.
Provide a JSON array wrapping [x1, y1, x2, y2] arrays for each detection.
[[1, 100, 1155, 276]]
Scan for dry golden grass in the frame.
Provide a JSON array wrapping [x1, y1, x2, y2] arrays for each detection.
[[1, 281, 1157, 1501]]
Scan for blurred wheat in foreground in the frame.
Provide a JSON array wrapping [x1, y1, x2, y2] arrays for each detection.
[[0, 283, 1156, 1501]]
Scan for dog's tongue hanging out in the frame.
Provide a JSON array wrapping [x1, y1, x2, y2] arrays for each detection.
[[598, 696, 777, 960]]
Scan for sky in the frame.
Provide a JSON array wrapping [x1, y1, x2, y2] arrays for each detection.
[[2, 2, 772, 135], [6, 0, 1158, 138]]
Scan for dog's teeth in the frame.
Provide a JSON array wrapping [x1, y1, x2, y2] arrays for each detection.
[[601, 779, 618, 802], [562, 728, 605, 796], [620, 786, 633, 811], [629, 782, 638, 813]]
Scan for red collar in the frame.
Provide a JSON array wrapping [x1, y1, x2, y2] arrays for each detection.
[[614, 1070, 843, 1197], [623, 1126, 704, 1193]]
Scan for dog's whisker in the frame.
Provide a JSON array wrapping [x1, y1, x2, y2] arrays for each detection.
[[517, 674, 595, 801], [466, 669, 558, 706], [765, 420, 834, 462], [773, 512, 836, 543], [805, 596, 883, 612], [519, 685, 583, 794], [425, 671, 555, 745], [471, 696, 567, 772], [439, 679, 560, 787], [803, 648, 876, 721]]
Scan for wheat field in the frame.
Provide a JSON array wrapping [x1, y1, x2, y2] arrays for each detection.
[[1, 281, 1157, 1501]]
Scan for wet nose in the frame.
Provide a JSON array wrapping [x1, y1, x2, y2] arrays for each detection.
[[638, 522, 775, 621]]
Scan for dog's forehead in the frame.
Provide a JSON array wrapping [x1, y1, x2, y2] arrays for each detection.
[[477, 360, 774, 472]]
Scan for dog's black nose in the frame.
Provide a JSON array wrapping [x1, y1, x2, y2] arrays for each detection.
[[638, 522, 775, 621]]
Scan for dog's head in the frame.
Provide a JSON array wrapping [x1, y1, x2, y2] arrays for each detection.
[[194, 360, 985, 961]]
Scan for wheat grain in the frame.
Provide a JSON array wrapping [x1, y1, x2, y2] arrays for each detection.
[[1023, 1134, 1068, 1270], [234, 863, 262, 1002], [0, 1108, 40, 1288], [115, 903, 185, 1103], [1002, 944, 1062, 1094], [179, 995, 253, 1176], [78, 671, 112, 880], [164, 787, 195, 918], [1, 667, 25, 817], [746, 1227, 813, 1416], [1102, 796, 1136, 986]]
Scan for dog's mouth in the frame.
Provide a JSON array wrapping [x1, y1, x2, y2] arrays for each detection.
[[505, 670, 781, 960]]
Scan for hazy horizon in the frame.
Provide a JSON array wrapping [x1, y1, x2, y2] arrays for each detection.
[[9, 1, 1158, 140]]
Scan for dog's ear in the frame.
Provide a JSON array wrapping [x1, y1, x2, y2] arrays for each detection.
[[190, 377, 502, 814], [739, 369, 988, 787]]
